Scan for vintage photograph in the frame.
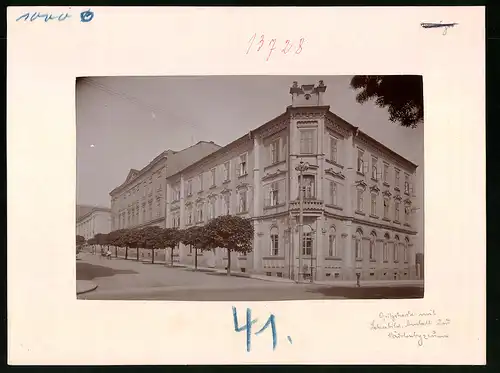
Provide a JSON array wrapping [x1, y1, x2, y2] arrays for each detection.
[[76, 75, 424, 301]]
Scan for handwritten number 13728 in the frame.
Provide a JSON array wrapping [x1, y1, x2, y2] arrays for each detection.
[[247, 34, 304, 61]]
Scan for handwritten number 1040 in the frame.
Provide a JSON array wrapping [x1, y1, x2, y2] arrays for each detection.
[[247, 34, 304, 61]]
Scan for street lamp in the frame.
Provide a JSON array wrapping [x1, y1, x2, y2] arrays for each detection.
[[295, 159, 310, 282]]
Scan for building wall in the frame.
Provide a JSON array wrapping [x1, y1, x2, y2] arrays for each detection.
[[161, 82, 421, 282], [110, 141, 221, 231], [111, 161, 168, 231], [76, 209, 111, 240]]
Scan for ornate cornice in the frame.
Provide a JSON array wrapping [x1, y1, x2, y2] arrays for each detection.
[[354, 131, 418, 172], [325, 168, 345, 179], [221, 187, 231, 195], [370, 185, 381, 194], [325, 116, 351, 138], [262, 169, 287, 181], [355, 180, 368, 190], [394, 194, 403, 201], [236, 182, 250, 190], [404, 198, 412, 205], [382, 190, 392, 198], [259, 117, 289, 139]]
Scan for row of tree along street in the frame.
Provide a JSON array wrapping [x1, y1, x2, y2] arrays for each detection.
[[76, 215, 254, 276]]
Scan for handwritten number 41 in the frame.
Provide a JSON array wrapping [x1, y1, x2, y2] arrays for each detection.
[[233, 306, 292, 352], [247, 34, 304, 61]]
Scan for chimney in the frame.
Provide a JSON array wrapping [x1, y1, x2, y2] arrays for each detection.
[[289, 80, 327, 107]]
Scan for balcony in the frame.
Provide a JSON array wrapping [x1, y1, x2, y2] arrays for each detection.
[[289, 199, 324, 215]]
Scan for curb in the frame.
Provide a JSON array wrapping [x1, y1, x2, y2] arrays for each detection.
[[77, 282, 99, 295]]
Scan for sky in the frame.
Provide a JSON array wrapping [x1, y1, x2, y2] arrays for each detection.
[[76, 75, 424, 209]]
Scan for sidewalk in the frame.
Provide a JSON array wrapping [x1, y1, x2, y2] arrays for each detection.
[[84, 251, 423, 288], [76, 280, 98, 295]]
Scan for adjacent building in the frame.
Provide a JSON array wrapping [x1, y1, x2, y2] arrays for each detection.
[[76, 205, 112, 240], [109, 141, 221, 231], [162, 81, 420, 282]]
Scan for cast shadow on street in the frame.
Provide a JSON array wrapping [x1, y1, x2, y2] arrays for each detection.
[[304, 285, 424, 299], [76, 262, 138, 281]]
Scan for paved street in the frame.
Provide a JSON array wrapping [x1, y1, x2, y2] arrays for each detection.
[[76, 253, 423, 301]]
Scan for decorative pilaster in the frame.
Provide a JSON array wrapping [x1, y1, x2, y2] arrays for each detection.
[[342, 223, 354, 280], [344, 133, 355, 216], [252, 136, 263, 274], [165, 182, 171, 228]]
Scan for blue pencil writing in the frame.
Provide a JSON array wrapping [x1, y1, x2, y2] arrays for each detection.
[[80, 9, 94, 23], [232, 306, 258, 352], [16, 12, 71, 22], [255, 313, 277, 350]]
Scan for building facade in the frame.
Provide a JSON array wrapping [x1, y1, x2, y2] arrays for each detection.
[[76, 206, 112, 240], [164, 81, 420, 282], [109, 141, 221, 232]]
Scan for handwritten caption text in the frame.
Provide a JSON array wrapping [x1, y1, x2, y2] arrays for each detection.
[[370, 309, 451, 346]]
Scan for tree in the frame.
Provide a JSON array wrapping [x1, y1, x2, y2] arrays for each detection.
[[162, 228, 183, 267], [93, 233, 106, 254], [349, 75, 423, 128], [140, 226, 163, 264], [205, 215, 254, 276], [108, 229, 128, 258], [76, 235, 85, 254], [181, 226, 213, 271]]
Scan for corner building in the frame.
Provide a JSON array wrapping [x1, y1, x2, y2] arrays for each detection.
[[164, 81, 419, 282]]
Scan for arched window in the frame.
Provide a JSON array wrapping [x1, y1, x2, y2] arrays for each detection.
[[369, 231, 376, 260], [355, 229, 363, 260], [394, 235, 400, 262], [302, 225, 313, 255], [383, 233, 390, 261], [404, 237, 410, 262], [270, 227, 279, 256], [328, 226, 337, 257]]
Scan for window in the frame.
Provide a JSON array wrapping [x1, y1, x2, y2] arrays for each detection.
[[328, 227, 337, 257], [222, 193, 230, 215], [404, 174, 410, 194], [198, 174, 204, 192], [355, 229, 363, 259], [302, 232, 313, 256], [404, 237, 409, 262], [369, 232, 376, 260], [186, 207, 193, 225], [211, 168, 216, 187], [269, 182, 279, 206], [302, 175, 315, 199], [173, 184, 180, 201], [270, 228, 279, 256], [371, 157, 378, 180], [330, 181, 338, 206], [223, 161, 230, 181], [238, 190, 247, 213], [238, 154, 248, 176], [300, 130, 314, 154], [404, 205, 410, 223], [270, 139, 280, 164], [395, 169, 400, 188], [395, 201, 400, 221], [383, 198, 389, 219], [371, 194, 377, 215], [394, 236, 400, 261], [187, 179, 193, 196], [197, 203, 204, 222], [330, 136, 338, 162], [357, 149, 365, 173], [357, 189, 364, 211], [208, 199, 216, 220], [383, 234, 389, 262]]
